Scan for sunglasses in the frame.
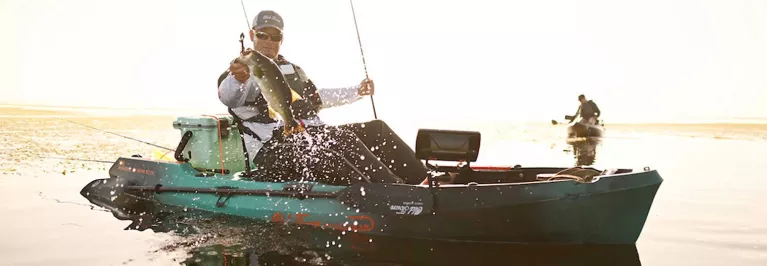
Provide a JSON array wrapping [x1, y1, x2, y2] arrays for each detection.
[[255, 31, 283, 42]]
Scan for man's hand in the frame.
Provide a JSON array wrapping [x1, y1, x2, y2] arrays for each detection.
[[358, 78, 375, 96], [230, 61, 250, 83]]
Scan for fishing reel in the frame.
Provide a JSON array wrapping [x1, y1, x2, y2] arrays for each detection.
[[239, 33, 246, 55]]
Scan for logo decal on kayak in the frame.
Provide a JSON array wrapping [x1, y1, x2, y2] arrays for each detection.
[[389, 201, 424, 215], [116, 160, 156, 176], [270, 212, 375, 232]]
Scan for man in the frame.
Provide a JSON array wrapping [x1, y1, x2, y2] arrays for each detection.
[[567, 94, 601, 125], [218, 10, 427, 185]]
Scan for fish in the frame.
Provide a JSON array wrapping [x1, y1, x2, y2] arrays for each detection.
[[235, 49, 305, 136]]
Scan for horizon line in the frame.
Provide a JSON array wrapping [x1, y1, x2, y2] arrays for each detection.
[[2, 103, 765, 125]]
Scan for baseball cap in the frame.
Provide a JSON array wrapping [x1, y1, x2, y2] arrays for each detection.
[[252, 10, 284, 32]]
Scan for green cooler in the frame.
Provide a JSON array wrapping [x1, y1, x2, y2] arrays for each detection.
[[172, 114, 250, 173]]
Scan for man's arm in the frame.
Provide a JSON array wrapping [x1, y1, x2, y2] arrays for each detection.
[[592, 102, 601, 117], [317, 85, 363, 108], [569, 106, 581, 123], [218, 69, 254, 108]]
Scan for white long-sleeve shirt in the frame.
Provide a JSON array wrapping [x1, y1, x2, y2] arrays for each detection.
[[217, 65, 363, 160]]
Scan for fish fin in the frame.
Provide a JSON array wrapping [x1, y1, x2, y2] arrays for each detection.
[[294, 123, 306, 134], [289, 89, 303, 102], [267, 106, 278, 119], [282, 122, 306, 136]]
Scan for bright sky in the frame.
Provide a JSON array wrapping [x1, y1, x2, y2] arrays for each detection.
[[1, 0, 766, 124]]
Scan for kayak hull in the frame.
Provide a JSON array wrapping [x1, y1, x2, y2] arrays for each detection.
[[568, 122, 604, 138], [82, 157, 662, 245]]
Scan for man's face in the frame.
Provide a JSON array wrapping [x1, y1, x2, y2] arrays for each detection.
[[251, 26, 283, 59], [578, 97, 586, 104]]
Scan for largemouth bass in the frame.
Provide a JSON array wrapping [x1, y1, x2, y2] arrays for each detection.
[[235, 49, 305, 136]]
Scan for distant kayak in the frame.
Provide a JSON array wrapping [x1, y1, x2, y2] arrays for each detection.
[[567, 121, 604, 139]]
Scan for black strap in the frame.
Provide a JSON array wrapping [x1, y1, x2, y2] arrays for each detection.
[[227, 108, 263, 142]]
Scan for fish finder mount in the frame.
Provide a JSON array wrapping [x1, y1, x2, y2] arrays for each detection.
[[414, 128, 481, 187]]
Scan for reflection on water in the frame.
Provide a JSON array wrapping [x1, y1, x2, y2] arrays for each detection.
[[178, 242, 641, 266], [88, 192, 642, 266], [567, 138, 601, 166], [181, 244, 326, 266]]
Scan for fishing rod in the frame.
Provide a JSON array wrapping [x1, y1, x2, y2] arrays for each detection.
[[349, 0, 378, 119], [58, 118, 175, 152], [239, 0, 250, 54]]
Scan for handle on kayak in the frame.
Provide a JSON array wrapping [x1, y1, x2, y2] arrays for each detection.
[[174, 131, 193, 162]]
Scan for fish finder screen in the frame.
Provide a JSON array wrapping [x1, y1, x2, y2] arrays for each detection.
[[415, 129, 480, 162]]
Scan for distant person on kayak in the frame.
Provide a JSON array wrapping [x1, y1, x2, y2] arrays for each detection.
[[217, 10, 427, 185], [568, 94, 601, 125]]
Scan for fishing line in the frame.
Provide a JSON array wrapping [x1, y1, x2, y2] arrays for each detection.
[[240, 0, 251, 29], [39, 156, 115, 164], [37, 192, 111, 213], [58, 118, 175, 152], [349, 0, 378, 119]]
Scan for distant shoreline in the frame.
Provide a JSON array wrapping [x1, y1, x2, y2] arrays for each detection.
[[0, 103, 182, 111], [1, 103, 764, 126], [0, 104, 227, 117]]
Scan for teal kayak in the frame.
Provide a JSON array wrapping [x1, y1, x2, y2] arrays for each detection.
[[80, 114, 662, 245]]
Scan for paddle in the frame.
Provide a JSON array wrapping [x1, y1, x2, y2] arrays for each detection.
[[552, 115, 575, 125]]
